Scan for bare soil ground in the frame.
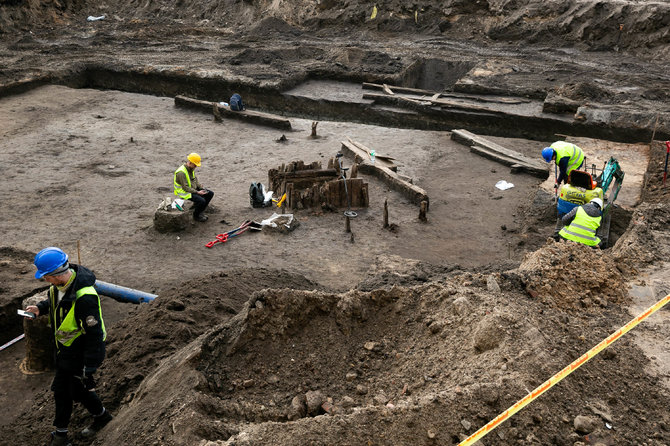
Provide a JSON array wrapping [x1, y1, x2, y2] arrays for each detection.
[[1, 1, 670, 445]]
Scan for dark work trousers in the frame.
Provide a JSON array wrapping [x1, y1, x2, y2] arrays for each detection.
[[553, 213, 566, 239], [189, 189, 214, 217], [51, 368, 103, 429]]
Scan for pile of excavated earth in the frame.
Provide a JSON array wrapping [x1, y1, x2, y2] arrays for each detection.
[[1, 1, 670, 445]]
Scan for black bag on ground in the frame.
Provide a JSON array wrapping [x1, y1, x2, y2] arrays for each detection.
[[230, 93, 245, 111], [249, 182, 266, 208]]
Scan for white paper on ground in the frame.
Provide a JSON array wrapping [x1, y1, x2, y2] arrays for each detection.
[[495, 180, 515, 190]]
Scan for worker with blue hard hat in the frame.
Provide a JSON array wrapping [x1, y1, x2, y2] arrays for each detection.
[[541, 141, 586, 187], [23, 247, 113, 446]]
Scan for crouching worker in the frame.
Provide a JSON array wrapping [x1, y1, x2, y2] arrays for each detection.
[[558, 198, 604, 249], [23, 247, 113, 446], [174, 152, 214, 222]]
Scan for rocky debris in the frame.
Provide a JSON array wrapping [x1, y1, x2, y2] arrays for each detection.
[[574, 415, 600, 434]]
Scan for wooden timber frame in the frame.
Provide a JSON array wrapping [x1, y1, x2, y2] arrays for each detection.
[[340, 140, 429, 209], [174, 95, 292, 130], [268, 160, 369, 211]]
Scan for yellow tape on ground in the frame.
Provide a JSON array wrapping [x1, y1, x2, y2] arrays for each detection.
[[459, 293, 670, 446]]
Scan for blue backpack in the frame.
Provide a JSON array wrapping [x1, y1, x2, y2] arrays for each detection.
[[230, 93, 245, 111]]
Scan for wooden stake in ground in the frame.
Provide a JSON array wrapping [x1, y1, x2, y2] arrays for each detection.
[[383, 199, 389, 228], [77, 240, 81, 264], [212, 103, 223, 122], [345, 215, 351, 233], [311, 121, 319, 138], [419, 200, 428, 222]]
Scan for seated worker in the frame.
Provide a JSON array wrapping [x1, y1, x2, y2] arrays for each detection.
[[558, 197, 603, 248], [173, 152, 214, 222], [541, 141, 586, 188]]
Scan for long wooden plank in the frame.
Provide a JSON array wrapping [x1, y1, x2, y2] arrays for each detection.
[[363, 92, 507, 116], [362, 82, 529, 104], [452, 129, 549, 179], [341, 141, 429, 207], [174, 95, 292, 130]]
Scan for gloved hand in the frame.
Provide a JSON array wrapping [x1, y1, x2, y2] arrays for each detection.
[[82, 367, 97, 391], [553, 183, 559, 189]]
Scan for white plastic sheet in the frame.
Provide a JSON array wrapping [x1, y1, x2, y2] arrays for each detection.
[[495, 180, 515, 190]]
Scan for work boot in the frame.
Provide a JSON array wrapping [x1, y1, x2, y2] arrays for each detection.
[[48, 432, 72, 446], [194, 214, 208, 222], [81, 409, 113, 437]]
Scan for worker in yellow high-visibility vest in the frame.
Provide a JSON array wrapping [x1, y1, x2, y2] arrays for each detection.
[[174, 152, 214, 222], [23, 247, 112, 446], [559, 198, 603, 248], [541, 141, 586, 187]]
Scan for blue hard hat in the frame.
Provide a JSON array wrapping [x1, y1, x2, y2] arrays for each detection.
[[541, 147, 554, 163], [34, 247, 68, 279]]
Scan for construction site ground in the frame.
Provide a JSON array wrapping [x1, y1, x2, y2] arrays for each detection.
[[1, 1, 670, 445]]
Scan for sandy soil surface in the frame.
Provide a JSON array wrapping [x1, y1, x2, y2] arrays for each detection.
[[1, 1, 670, 445]]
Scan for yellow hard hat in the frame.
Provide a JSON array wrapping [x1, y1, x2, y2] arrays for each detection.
[[187, 153, 201, 167]]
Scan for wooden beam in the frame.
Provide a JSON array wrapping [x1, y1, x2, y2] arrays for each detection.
[[341, 140, 429, 207], [174, 95, 292, 130], [452, 129, 549, 179]]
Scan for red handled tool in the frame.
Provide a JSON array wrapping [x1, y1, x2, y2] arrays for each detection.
[[205, 220, 262, 248]]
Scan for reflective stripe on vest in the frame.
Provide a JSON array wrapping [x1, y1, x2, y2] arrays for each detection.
[[174, 164, 193, 200], [51, 285, 107, 347], [559, 207, 602, 246], [552, 141, 585, 174]]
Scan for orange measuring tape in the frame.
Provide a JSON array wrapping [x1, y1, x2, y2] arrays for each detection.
[[460, 293, 670, 446]]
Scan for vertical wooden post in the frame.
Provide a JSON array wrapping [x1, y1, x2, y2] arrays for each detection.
[[345, 216, 351, 233], [383, 199, 389, 228], [77, 240, 81, 264], [419, 201, 428, 222], [350, 163, 358, 179]]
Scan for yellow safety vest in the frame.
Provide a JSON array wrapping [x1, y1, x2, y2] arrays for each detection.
[[174, 164, 194, 199], [559, 207, 601, 247], [552, 141, 585, 175], [50, 285, 107, 348]]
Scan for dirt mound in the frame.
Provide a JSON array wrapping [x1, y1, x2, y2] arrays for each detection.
[[2, 1, 669, 56], [517, 240, 628, 311], [4, 267, 322, 446], [77, 275, 670, 445]]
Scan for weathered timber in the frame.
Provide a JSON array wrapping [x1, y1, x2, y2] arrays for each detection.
[[175, 95, 291, 130], [364, 92, 507, 116], [362, 82, 529, 104], [268, 159, 368, 211], [343, 138, 397, 171], [383, 199, 389, 228], [451, 129, 549, 179], [341, 140, 429, 208], [362, 93, 433, 111], [419, 201, 428, 222]]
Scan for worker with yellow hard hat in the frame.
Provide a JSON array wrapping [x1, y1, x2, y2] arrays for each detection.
[[173, 153, 214, 222]]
